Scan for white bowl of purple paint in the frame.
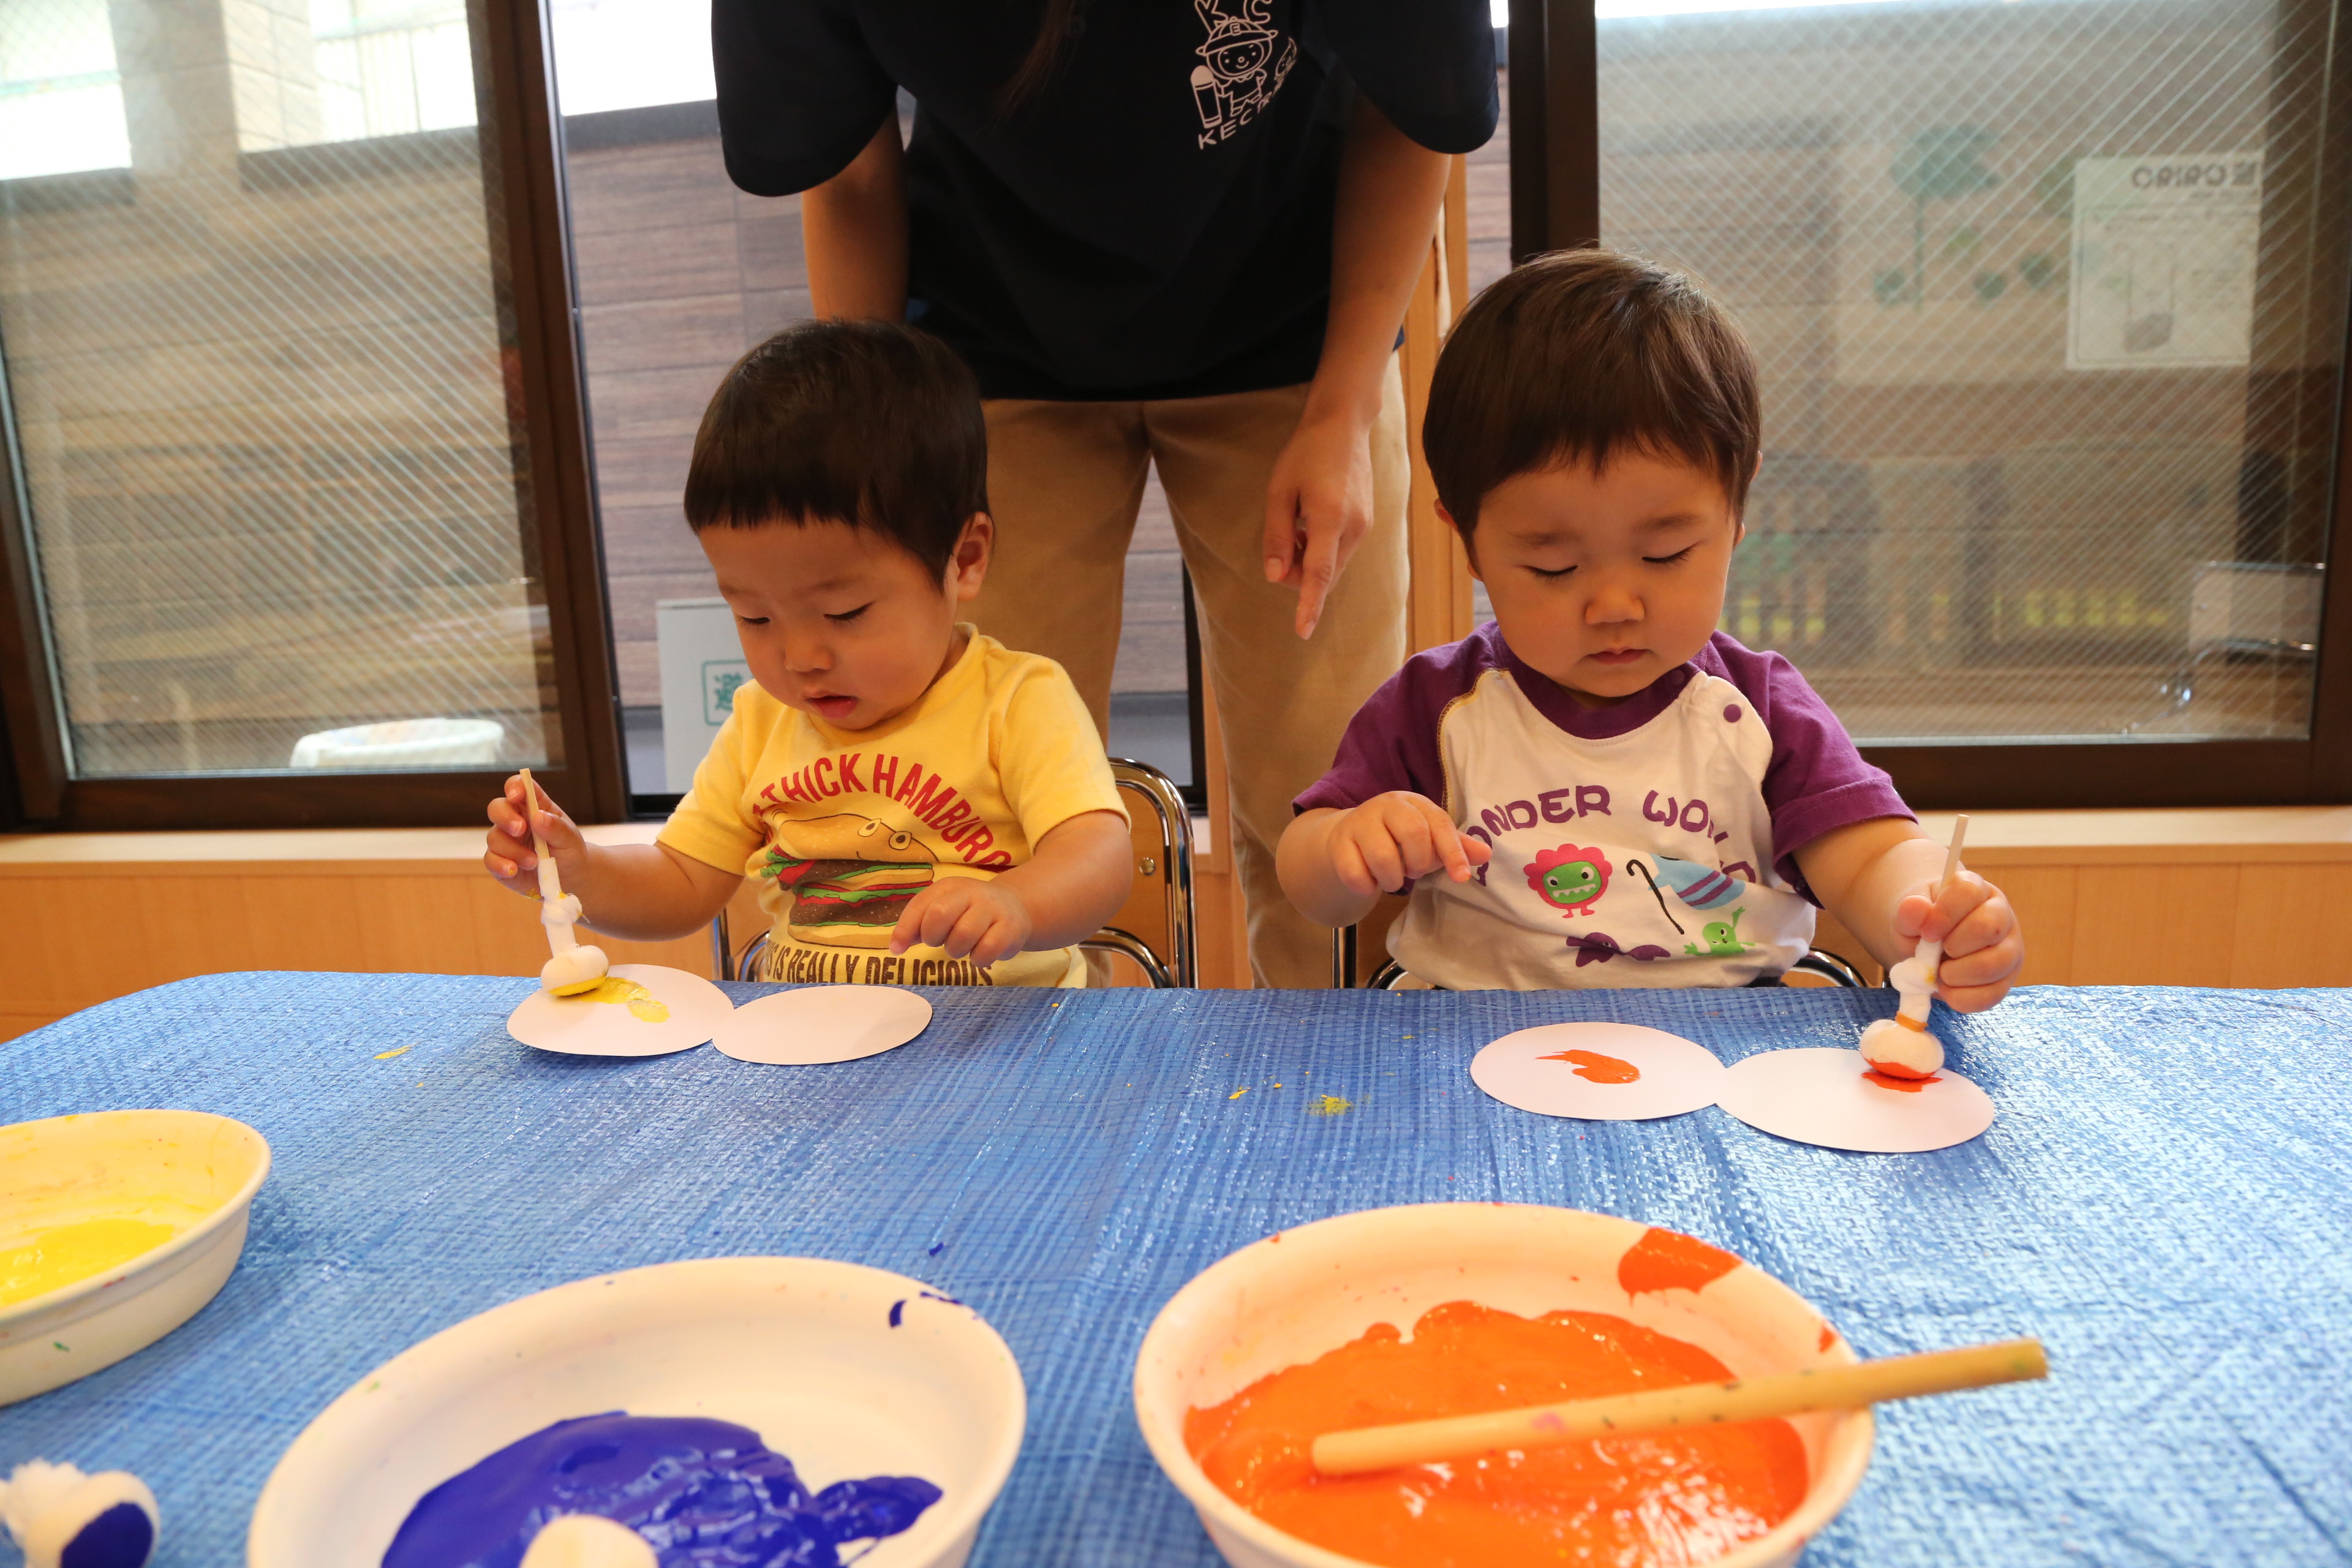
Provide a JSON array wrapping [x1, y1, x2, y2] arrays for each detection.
[[247, 1257, 1025, 1568]]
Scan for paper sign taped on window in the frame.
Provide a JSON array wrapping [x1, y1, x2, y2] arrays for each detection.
[[2068, 153, 2261, 371]]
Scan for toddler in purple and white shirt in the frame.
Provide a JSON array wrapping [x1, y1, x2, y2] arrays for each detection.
[[1278, 252, 2026, 1000]]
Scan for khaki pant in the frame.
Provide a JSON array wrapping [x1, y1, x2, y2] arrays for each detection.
[[971, 359, 1409, 988]]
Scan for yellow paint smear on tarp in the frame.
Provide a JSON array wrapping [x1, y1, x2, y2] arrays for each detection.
[[1, 1218, 177, 1306], [576, 976, 671, 1023], [1310, 1095, 1352, 1117]]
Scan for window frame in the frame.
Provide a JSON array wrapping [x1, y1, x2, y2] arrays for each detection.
[[0, 0, 624, 832], [1512, 0, 2352, 809]]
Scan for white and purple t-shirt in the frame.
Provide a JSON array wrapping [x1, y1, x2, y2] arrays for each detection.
[[1295, 625, 1912, 990]]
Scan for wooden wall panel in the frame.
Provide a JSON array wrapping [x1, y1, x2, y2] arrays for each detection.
[[2073, 865, 2241, 986], [0, 878, 148, 1011], [2230, 865, 2352, 988], [1986, 865, 2079, 987]]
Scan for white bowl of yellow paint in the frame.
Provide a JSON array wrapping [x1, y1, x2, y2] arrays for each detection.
[[0, 1109, 271, 1407]]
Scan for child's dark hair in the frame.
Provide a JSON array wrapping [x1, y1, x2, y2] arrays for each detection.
[[1423, 250, 1759, 537], [684, 319, 987, 578]]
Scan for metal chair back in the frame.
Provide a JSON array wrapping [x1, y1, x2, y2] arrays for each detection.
[[1078, 758, 1196, 988]]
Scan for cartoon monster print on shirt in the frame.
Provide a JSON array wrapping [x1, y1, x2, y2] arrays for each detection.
[[1527, 844, 1613, 918], [1189, 0, 1297, 147], [1684, 907, 1760, 958]]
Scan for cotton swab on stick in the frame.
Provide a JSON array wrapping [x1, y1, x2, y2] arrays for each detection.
[[1309, 1336, 2047, 1477], [521, 767, 609, 996], [1861, 813, 1971, 1080]]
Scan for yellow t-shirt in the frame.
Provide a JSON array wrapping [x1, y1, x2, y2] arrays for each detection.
[[659, 630, 1126, 988]]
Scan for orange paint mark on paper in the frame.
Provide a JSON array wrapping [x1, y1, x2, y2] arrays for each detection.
[[1863, 1069, 1942, 1093], [1183, 1302, 1804, 1567], [1863, 1055, 1934, 1079], [1617, 1227, 1741, 1298], [1540, 1049, 1641, 1085], [1817, 1324, 1838, 1352]]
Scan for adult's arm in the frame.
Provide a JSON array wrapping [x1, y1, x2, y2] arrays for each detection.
[[802, 115, 911, 320], [1262, 97, 1452, 639]]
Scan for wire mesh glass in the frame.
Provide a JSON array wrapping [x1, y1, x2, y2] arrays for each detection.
[[0, 0, 556, 777], [1597, 0, 2345, 743]]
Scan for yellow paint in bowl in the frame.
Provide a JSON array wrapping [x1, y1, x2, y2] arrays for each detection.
[[0, 1109, 270, 1406], [1, 1218, 179, 1307]]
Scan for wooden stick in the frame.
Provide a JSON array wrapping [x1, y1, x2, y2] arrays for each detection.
[[1935, 813, 1971, 899], [519, 767, 562, 907], [1310, 1337, 2046, 1477]]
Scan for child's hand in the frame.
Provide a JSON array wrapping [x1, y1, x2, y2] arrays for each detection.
[[891, 876, 1033, 970], [1894, 869, 2023, 1012], [483, 774, 589, 897], [1327, 791, 1493, 896]]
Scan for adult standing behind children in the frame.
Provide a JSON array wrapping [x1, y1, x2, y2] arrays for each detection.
[[711, 0, 1498, 986]]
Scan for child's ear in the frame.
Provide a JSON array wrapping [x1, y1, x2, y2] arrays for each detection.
[[947, 513, 993, 601], [1438, 501, 1483, 582]]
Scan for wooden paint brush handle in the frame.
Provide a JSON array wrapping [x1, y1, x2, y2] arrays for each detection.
[[1310, 1337, 2047, 1477], [519, 767, 562, 906]]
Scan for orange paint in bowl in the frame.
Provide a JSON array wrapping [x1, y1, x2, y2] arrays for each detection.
[[1616, 1226, 1741, 1298], [1183, 1301, 1807, 1568], [1538, 1049, 1641, 1085]]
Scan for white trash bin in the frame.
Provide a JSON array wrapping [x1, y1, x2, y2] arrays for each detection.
[[287, 718, 506, 769]]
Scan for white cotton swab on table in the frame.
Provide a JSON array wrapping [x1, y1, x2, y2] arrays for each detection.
[[1309, 1336, 2047, 1477], [520, 767, 609, 996], [0, 1460, 160, 1568], [1860, 813, 1971, 1080]]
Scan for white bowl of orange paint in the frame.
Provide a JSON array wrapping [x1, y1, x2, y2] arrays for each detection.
[[0, 1109, 271, 1407], [1134, 1203, 1872, 1568]]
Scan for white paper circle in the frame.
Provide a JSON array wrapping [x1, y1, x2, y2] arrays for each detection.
[[712, 985, 934, 1065], [506, 963, 733, 1058], [1716, 1047, 1996, 1153], [1469, 1021, 1727, 1120]]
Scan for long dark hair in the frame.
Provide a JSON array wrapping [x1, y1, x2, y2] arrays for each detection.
[[1001, 0, 1084, 113]]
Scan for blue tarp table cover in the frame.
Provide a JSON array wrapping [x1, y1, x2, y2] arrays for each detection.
[[2, 975, 2348, 1567]]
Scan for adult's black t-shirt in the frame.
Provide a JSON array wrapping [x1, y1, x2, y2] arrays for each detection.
[[713, 0, 1498, 401]]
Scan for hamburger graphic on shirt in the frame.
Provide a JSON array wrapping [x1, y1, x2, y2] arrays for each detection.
[[760, 813, 946, 949]]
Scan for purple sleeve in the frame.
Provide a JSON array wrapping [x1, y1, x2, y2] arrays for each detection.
[[1697, 634, 1913, 900], [1292, 631, 1498, 815]]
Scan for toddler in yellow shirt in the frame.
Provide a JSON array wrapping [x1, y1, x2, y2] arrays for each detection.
[[481, 320, 1133, 986]]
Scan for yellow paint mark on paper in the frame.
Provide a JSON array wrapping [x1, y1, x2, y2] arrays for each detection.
[[1310, 1095, 1353, 1117], [374, 1046, 413, 1061], [577, 975, 670, 1023], [2, 1218, 176, 1306], [1229, 1088, 1249, 1100]]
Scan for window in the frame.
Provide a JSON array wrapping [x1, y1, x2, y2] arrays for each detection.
[[1512, 0, 2352, 802], [0, 0, 603, 826], [0, 0, 130, 180]]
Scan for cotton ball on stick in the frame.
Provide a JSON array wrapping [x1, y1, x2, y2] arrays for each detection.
[[1860, 954, 1944, 1079], [520, 1513, 658, 1568], [0, 1460, 160, 1568], [541, 945, 611, 995]]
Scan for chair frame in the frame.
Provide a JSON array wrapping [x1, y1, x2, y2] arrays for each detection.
[[1082, 758, 1196, 989], [712, 755, 1197, 989]]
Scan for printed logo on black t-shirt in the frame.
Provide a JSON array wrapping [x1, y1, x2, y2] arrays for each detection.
[[1189, 0, 1297, 148]]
